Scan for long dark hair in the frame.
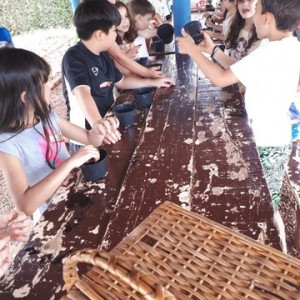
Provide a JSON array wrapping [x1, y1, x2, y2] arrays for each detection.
[[225, 8, 258, 51], [0, 47, 59, 169], [115, 1, 137, 45]]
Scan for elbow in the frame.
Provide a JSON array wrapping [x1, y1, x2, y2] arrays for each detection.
[[210, 78, 227, 88], [17, 202, 35, 217]]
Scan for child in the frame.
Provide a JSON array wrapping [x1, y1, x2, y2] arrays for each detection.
[[128, 0, 158, 40], [0, 211, 33, 277], [115, 1, 143, 73], [205, 0, 237, 41], [106, 0, 164, 79], [204, 0, 260, 70], [177, 0, 300, 252], [116, 1, 139, 60], [62, 0, 174, 150], [0, 47, 120, 223]]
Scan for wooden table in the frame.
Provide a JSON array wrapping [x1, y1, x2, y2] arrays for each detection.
[[0, 54, 281, 300]]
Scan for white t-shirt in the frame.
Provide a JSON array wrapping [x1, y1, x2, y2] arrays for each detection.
[[231, 36, 300, 147], [149, 0, 170, 18], [133, 36, 149, 58], [222, 14, 234, 38]]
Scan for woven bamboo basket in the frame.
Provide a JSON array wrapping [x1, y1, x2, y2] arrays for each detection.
[[62, 201, 300, 299], [62, 249, 175, 299]]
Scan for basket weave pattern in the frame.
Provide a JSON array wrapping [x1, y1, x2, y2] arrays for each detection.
[[111, 202, 300, 299], [62, 249, 175, 299], [63, 202, 300, 299]]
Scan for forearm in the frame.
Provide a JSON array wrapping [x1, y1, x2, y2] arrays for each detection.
[[116, 75, 152, 90], [73, 87, 102, 126], [137, 28, 157, 39], [211, 31, 225, 41], [108, 43, 150, 77], [188, 46, 231, 87], [14, 159, 75, 216], [213, 47, 236, 69]]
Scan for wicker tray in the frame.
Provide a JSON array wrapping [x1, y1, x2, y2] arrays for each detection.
[[63, 201, 300, 299]]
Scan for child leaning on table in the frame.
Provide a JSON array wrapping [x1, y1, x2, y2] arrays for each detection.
[[106, 0, 165, 80], [0, 47, 120, 224], [177, 0, 300, 253], [62, 0, 174, 151]]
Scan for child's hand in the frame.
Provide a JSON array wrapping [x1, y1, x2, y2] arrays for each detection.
[[176, 29, 198, 55], [197, 31, 215, 55], [205, 18, 214, 27], [145, 66, 165, 78], [0, 236, 11, 278], [70, 145, 101, 168], [91, 117, 121, 145], [126, 45, 141, 59], [152, 76, 175, 88], [7, 211, 33, 243], [0, 211, 32, 243]]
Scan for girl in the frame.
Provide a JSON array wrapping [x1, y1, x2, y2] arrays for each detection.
[[199, 0, 260, 69], [0, 48, 120, 224], [115, 1, 152, 73], [205, 0, 237, 41], [115, 1, 140, 61]]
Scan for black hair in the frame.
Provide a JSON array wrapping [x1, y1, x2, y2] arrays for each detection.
[[115, 1, 137, 45], [225, 7, 258, 52], [261, 0, 300, 31], [74, 0, 121, 40], [0, 47, 59, 169]]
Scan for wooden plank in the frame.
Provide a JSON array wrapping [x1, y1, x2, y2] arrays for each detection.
[[101, 55, 198, 251]]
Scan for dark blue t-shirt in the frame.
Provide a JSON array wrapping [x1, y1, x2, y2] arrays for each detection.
[[62, 41, 123, 129]]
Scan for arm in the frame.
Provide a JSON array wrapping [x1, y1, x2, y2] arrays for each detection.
[[73, 86, 121, 144], [108, 42, 164, 78], [59, 116, 120, 146], [197, 31, 236, 69], [205, 19, 222, 32], [137, 27, 158, 39], [0, 146, 100, 216], [73, 86, 101, 127], [115, 74, 175, 90], [176, 30, 238, 87]]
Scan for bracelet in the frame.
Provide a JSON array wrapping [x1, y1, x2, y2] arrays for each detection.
[[210, 45, 220, 59]]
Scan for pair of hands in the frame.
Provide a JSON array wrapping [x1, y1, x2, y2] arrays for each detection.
[[92, 116, 121, 145], [0, 211, 33, 277], [70, 116, 121, 168], [176, 29, 215, 57]]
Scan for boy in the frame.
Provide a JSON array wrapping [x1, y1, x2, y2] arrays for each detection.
[[62, 0, 174, 148], [177, 0, 300, 253]]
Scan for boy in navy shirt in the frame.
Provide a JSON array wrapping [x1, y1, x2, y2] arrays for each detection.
[[62, 0, 174, 146]]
